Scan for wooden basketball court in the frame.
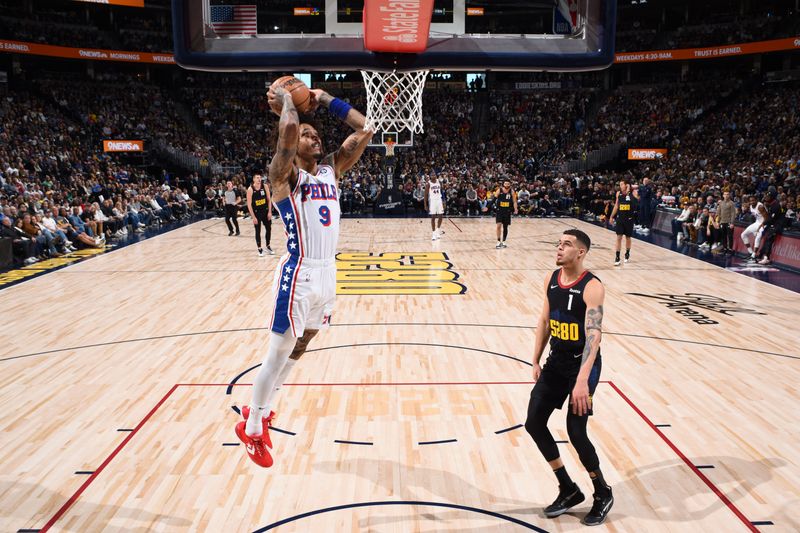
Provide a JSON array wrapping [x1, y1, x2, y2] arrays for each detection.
[[2, 217, 798, 532]]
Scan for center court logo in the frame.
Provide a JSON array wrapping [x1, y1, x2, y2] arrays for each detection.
[[336, 252, 465, 295], [627, 292, 766, 325]]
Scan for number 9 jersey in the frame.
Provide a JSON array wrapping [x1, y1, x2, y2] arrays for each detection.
[[547, 269, 601, 355], [270, 163, 340, 337], [274, 164, 341, 260]]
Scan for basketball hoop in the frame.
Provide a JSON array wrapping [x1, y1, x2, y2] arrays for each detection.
[[361, 70, 429, 134], [383, 139, 396, 157]]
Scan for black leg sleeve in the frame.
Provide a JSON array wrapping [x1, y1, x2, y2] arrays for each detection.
[[525, 391, 560, 462], [566, 411, 600, 472]]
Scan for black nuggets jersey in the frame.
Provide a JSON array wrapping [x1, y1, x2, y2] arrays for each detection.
[[547, 269, 600, 355], [251, 187, 268, 213], [616, 192, 635, 220], [497, 191, 513, 212]]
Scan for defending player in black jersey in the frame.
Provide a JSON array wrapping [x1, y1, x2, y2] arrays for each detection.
[[524, 228, 613, 526], [609, 179, 639, 266]]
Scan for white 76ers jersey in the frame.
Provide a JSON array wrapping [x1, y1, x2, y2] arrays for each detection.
[[750, 203, 765, 224], [275, 164, 340, 260], [429, 180, 442, 204]]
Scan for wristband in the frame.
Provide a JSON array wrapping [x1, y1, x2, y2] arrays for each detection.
[[329, 97, 352, 120]]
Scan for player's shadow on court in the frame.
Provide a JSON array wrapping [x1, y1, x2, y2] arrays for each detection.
[[616, 455, 785, 523], [1, 480, 192, 533], [315, 455, 787, 528], [315, 459, 546, 530]]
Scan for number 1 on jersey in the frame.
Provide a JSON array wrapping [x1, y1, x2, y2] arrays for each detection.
[[319, 206, 331, 226], [567, 294, 574, 311]]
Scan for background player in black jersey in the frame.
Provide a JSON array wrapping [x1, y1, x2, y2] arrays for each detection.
[[246, 174, 274, 256], [525, 228, 613, 526], [495, 180, 518, 248], [609, 179, 638, 265]]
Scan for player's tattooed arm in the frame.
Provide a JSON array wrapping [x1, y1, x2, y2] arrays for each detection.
[[579, 280, 604, 371], [571, 280, 604, 416], [334, 129, 373, 174], [312, 90, 367, 131], [268, 88, 299, 199], [580, 305, 603, 367]]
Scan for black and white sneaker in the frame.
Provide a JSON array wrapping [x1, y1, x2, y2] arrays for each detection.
[[544, 485, 585, 518], [582, 490, 614, 526]]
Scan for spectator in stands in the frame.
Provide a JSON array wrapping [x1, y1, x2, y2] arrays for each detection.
[[154, 193, 176, 222], [412, 182, 425, 214], [1, 215, 38, 265], [353, 186, 366, 213], [696, 207, 711, 249], [717, 190, 736, 253], [40, 209, 74, 252], [517, 186, 532, 217], [679, 204, 698, 244], [637, 177, 654, 234], [19, 212, 60, 258], [57, 207, 101, 248]]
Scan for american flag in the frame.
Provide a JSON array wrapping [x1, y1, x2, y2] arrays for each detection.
[[210, 5, 257, 35]]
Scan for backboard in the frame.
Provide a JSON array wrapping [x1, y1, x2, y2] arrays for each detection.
[[173, 0, 616, 73]]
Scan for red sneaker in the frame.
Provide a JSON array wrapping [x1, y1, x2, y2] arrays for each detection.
[[235, 421, 273, 468], [241, 405, 275, 449]]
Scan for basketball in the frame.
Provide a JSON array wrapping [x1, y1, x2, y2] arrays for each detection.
[[269, 76, 311, 115]]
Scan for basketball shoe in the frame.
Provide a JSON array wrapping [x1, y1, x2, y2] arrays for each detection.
[[582, 489, 614, 526], [544, 484, 585, 518], [235, 422, 273, 468], [241, 405, 275, 449], [235, 406, 276, 468]]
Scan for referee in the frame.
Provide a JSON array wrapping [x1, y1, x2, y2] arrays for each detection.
[[224, 180, 241, 236]]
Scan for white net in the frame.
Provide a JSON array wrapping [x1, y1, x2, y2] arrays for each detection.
[[361, 70, 429, 134]]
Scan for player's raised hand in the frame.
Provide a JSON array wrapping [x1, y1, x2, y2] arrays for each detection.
[[308, 89, 329, 112], [267, 86, 289, 113]]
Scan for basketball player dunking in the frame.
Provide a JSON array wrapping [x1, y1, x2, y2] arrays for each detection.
[[246, 174, 273, 256], [525, 229, 614, 526], [235, 85, 373, 467], [425, 175, 444, 240]]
